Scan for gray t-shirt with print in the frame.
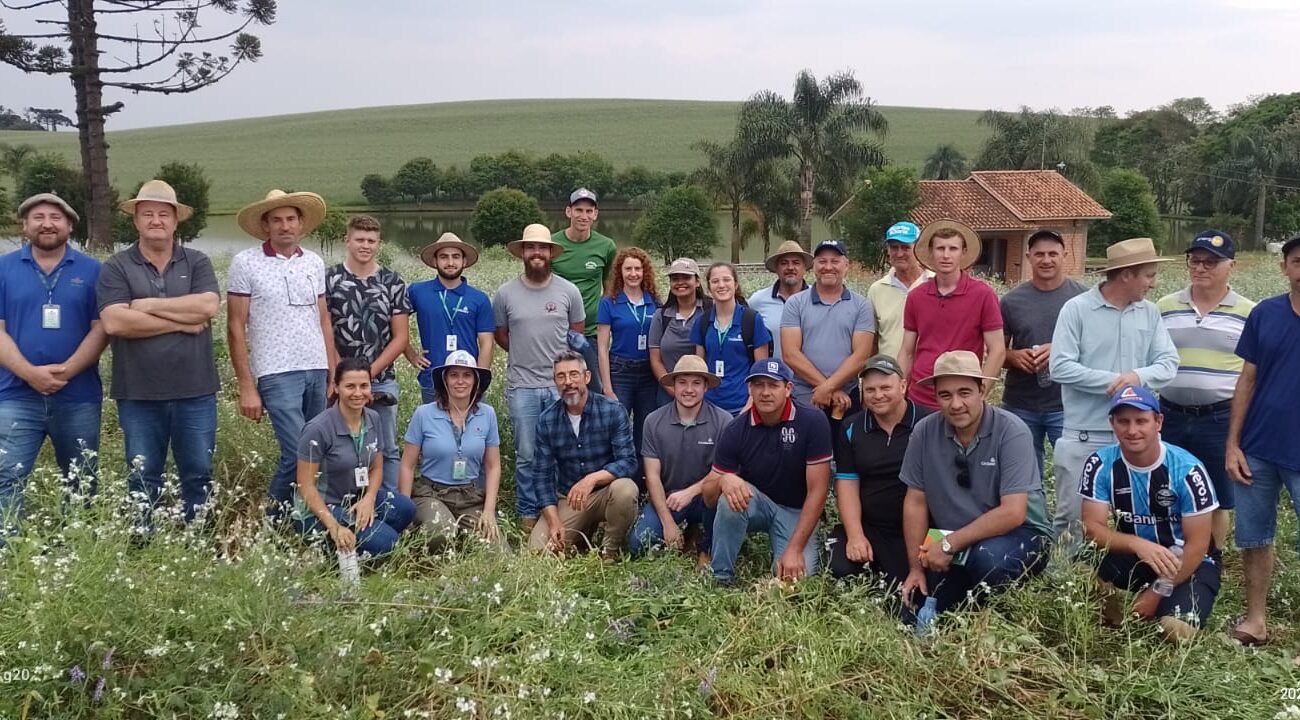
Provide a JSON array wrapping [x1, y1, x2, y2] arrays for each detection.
[[492, 274, 584, 388]]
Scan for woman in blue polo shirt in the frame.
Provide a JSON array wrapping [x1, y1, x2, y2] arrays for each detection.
[[399, 350, 503, 548], [596, 247, 661, 465], [691, 262, 772, 414], [294, 358, 417, 559]]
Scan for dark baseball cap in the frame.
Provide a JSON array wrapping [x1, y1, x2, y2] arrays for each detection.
[[814, 239, 849, 257], [1185, 229, 1235, 259], [1108, 385, 1160, 414], [745, 358, 794, 384], [568, 188, 598, 207], [858, 354, 903, 379], [1282, 232, 1300, 260]]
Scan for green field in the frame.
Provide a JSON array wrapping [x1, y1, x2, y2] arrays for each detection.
[[0, 98, 988, 212]]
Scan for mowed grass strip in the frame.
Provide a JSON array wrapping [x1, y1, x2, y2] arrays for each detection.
[[0, 98, 988, 212]]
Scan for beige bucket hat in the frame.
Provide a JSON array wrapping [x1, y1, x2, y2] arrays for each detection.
[[420, 232, 480, 269], [659, 355, 721, 390], [506, 223, 564, 259], [118, 179, 194, 222], [236, 189, 327, 239], [915, 219, 982, 271], [1104, 237, 1171, 272]]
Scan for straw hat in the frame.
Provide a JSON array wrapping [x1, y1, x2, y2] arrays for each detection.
[[659, 355, 721, 390], [431, 349, 492, 400], [764, 240, 814, 273], [236, 189, 327, 239], [420, 232, 480, 269], [915, 219, 982, 271], [118, 179, 193, 222], [917, 350, 997, 387], [1103, 237, 1171, 272], [506, 223, 564, 260]]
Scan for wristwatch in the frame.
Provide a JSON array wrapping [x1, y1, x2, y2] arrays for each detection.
[[940, 538, 955, 555]]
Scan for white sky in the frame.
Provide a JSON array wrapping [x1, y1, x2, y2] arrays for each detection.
[[2, 0, 1296, 129]]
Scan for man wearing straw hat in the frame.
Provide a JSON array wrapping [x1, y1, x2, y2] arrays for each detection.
[[747, 240, 811, 361], [492, 224, 585, 530], [227, 189, 337, 517], [898, 220, 1004, 410], [406, 232, 494, 404], [866, 221, 932, 359], [1049, 237, 1178, 553], [97, 180, 220, 523]]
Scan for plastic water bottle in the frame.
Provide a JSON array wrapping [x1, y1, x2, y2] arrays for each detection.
[[1151, 544, 1184, 597], [1033, 345, 1052, 388], [337, 549, 360, 589], [914, 596, 939, 637]]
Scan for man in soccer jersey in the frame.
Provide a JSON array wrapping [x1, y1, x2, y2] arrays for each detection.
[[1080, 385, 1220, 643]]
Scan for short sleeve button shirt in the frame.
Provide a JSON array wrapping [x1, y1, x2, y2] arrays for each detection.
[[227, 242, 328, 378], [641, 400, 734, 492], [711, 398, 832, 509], [690, 306, 773, 413], [295, 405, 382, 517], [780, 286, 877, 401], [832, 401, 933, 536], [408, 278, 494, 386], [325, 263, 412, 383], [404, 402, 501, 486], [597, 292, 658, 360], [903, 274, 1003, 408]]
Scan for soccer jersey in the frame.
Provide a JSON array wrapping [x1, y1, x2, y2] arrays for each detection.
[[1079, 441, 1218, 548]]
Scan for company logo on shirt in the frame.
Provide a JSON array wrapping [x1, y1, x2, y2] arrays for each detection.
[[1114, 509, 1159, 525], [1153, 486, 1177, 509], [585, 260, 600, 270], [980, 457, 997, 467], [70, 276, 85, 286], [697, 437, 715, 446], [545, 302, 557, 313], [781, 427, 797, 444]]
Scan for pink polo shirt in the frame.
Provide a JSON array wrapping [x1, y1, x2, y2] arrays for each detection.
[[903, 273, 1003, 408]]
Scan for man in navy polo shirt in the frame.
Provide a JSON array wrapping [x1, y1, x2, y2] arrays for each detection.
[[0, 193, 108, 543], [406, 233, 494, 404], [704, 358, 832, 584]]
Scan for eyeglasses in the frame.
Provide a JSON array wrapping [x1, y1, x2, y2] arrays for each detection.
[[954, 453, 971, 489], [1186, 256, 1227, 270]]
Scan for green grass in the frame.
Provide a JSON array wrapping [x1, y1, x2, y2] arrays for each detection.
[[0, 99, 988, 212], [1, 251, 1296, 719]]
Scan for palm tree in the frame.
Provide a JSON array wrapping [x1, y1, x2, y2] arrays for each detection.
[[1225, 121, 1300, 249], [923, 143, 968, 180], [975, 106, 1098, 188], [737, 69, 888, 247], [692, 139, 763, 262]]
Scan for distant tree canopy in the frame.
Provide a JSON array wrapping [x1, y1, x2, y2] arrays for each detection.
[[1090, 169, 1162, 255], [0, 106, 42, 131], [632, 185, 719, 264], [24, 107, 73, 132], [470, 188, 546, 247], [838, 165, 921, 264]]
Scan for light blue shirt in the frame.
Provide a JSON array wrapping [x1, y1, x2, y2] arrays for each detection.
[[747, 280, 805, 361], [1049, 284, 1179, 432], [404, 402, 501, 486], [780, 286, 876, 403]]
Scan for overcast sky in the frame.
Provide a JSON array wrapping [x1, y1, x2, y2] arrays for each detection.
[[2, 0, 1296, 129]]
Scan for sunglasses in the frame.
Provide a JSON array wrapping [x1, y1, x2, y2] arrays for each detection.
[[954, 453, 971, 489]]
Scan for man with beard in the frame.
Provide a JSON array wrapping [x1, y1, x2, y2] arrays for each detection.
[[551, 188, 616, 394], [0, 193, 107, 542], [493, 224, 585, 531], [867, 222, 932, 358], [524, 350, 638, 558], [747, 240, 811, 361], [407, 232, 495, 404]]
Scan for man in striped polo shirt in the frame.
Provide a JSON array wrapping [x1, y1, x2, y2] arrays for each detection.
[[1156, 230, 1255, 548]]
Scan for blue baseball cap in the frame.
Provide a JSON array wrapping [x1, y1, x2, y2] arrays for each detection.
[[745, 358, 793, 384], [884, 221, 920, 245], [813, 239, 849, 257], [1108, 385, 1160, 414], [568, 188, 598, 207], [1185, 229, 1234, 259]]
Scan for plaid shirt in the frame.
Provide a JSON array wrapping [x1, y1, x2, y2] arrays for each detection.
[[523, 393, 637, 510]]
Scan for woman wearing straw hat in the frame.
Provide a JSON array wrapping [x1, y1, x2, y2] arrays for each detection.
[[400, 349, 504, 547]]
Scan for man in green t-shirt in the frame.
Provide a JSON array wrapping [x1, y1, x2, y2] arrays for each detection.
[[551, 187, 617, 394]]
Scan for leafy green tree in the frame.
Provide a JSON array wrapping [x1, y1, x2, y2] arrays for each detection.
[[839, 166, 921, 264], [538, 152, 615, 201], [612, 165, 667, 201], [360, 173, 396, 207], [1184, 93, 1300, 226], [393, 157, 440, 204], [17, 152, 89, 240], [737, 69, 888, 246], [309, 208, 349, 256], [1225, 119, 1300, 248], [1091, 108, 1199, 213], [1090, 169, 1162, 255], [633, 185, 718, 264], [922, 143, 968, 180], [0, 142, 37, 180], [439, 165, 474, 201], [470, 188, 545, 247], [470, 151, 542, 198], [1163, 97, 1218, 128]]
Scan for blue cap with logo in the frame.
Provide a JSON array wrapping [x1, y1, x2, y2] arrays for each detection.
[[1185, 229, 1234, 259], [568, 188, 598, 207], [745, 358, 794, 384], [814, 239, 849, 257], [885, 221, 920, 245], [1108, 385, 1160, 414]]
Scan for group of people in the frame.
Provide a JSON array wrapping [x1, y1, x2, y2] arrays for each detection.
[[3, 182, 1299, 644]]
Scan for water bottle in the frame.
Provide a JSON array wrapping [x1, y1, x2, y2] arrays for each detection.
[[1033, 345, 1052, 388], [337, 548, 360, 589], [1151, 544, 1184, 597], [914, 596, 939, 637]]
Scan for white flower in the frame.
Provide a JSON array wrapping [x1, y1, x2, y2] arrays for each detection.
[[455, 697, 476, 714], [208, 701, 240, 719], [434, 667, 453, 683], [582, 691, 596, 705]]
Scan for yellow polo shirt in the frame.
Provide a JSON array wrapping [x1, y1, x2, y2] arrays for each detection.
[[866, 267, 933, 358]]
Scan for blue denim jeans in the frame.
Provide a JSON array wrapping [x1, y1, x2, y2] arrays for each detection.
[[578, 338, 604, 395], [628, 495, 716, 555], [258, 370, 328, 512], [506, 385, 559, 519], [609, 356, 658, 480], [370, 379, 400, 495], [1001, 405, 1063, 483], [916, 526, 1049, 616], [419, 382, 437, 406], [710, 484, 820, 583], [292, 490, 417, 559], [1234, 455, 1300, 552], [118, 394, 217, 522], [1159, 401, 1232, 509], [0, 398, 100, 536]]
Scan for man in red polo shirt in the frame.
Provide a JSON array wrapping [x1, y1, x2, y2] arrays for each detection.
[[898, 220, 1005, 409]]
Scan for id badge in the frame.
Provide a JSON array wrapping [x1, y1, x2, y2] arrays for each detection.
[[445, 334, 458, 352], [452, 457, 467, 481], [714, 360, 725, 377], [637, 334, 647, 350], [353, 467, 369, 488], [42, 304, 61, 330]]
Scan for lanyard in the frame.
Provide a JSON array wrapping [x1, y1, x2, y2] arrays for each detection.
[[449, 407, 470, 456], [713, 310, 732, 350], [351, 426, 368, 468], [626, 299, 650, 332], [440, 290, 464, 324], [31, 261, 65, 304]]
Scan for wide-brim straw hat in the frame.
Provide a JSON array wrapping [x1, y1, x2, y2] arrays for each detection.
[[118, 179, 194, 222], [764, 240, 814, 273], [915, 219, 982, 271], [659, 354, 721, 390], [431, 349, 492, 400], [506, 223, 564, 260], [918, 350, 997, 387], [1104, 237, 1172, 272], [236, 189, 327, 239], [420, 232, 480, 269]]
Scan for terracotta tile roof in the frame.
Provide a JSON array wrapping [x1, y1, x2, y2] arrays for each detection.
[[911, 170, 1110, 232]]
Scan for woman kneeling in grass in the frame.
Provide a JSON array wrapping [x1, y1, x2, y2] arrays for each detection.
[[293, 357, 417, 558]]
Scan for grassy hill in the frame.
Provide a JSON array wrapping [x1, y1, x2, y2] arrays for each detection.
[[0, 98, 988, 212]]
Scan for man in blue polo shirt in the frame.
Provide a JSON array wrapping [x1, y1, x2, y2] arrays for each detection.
[[705, 358, 832, 584], [0, 193, 108, 543], [407, 233, 495, 404]]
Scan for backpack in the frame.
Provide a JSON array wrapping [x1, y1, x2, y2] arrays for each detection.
[[700, 299, 769, 362]]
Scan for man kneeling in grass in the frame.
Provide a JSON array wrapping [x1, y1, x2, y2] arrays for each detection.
[[1081, 385, 1220, 643]]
